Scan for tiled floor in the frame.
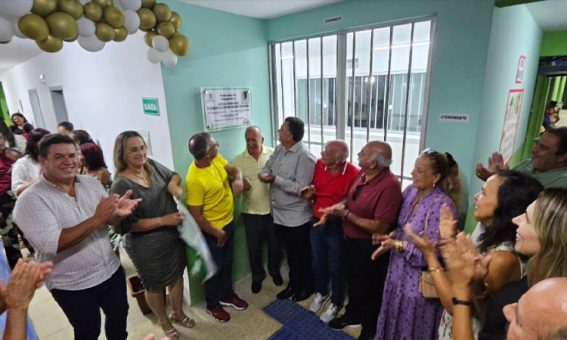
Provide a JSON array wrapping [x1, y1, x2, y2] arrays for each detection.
[[27, 249, 359, 339]]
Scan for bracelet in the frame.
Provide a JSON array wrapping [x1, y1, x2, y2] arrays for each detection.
[[428, 267, 445, 273], [452, 297, 473, 307], [343, 211, 350, 220], [394, 241, 405, 252]]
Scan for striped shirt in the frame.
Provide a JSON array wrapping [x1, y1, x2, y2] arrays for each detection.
[[13, 175, 120, 291]]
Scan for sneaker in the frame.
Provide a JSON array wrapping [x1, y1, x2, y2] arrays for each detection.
[[206, 305, 230, 322], [328, 314, 361, 330], [309, 292, 329, 313], [319, 303, 339, 323], [219, 295, 248, 311]]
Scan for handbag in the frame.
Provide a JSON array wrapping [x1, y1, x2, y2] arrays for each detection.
[[417, 196, 443, 299]]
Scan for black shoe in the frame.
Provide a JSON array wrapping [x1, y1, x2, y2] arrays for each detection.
[[291, 290, 313, 302], [251, 280, 262, 294], [276, 286, 294, 299], [328, 314, 362, 330], [272, 273, 283, 286]]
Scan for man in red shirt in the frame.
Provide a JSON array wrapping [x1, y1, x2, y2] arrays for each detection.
[[301, 140, 359, 323], [323, 141, 402, 340]]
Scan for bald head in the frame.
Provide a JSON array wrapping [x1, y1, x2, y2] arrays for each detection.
[[245, 126, 264, 158], [367, 141, 392, 168], [324, 140, 349, 163]]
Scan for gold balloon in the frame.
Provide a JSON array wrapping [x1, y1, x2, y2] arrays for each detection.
[[169, 11, 182, 30], [84, 2, 103, 22], [93, 0, 112, 8], [31, 0, 57, 17], [137, 8, 156, 31], [141, 0, 156, 9], [153, 3, 171, 22], [18, 14, 49, 41], [157, 21, 174, 38], [36, 34, 63, 52], [104, 6, 125, 28], [95, 22, 115, 42], [113, 27, 127, 41], [169, 33, 190, 56], [144, 31, 157, 47], [46, 12, 78, 40], [58, 0, 83, 19]]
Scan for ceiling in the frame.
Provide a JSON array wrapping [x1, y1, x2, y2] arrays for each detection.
[[1, 0, 567, 74]]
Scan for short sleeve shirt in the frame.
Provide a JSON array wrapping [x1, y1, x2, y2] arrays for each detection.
[[232, 146, 274, 215], [512, 159, 567, 188], [312, 160, 360, 218]]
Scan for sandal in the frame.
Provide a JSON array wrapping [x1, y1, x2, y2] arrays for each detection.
[[159, 320, 180, 340], [170, 312, 196, 329]]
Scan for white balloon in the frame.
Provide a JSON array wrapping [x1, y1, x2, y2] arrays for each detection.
[[0, 0, 33, 20], [161, 50, 177, 67], [152, 35, 168, 53], [147, 47, 162, 64], [120, 0, 142, 11], [12, 20, 26, 39], [78, 35, 105, 52], [78, 0, 90, 4], [77, 17, 96, 37], [0, 17, 14, 43], [123, 10, 140, 34]]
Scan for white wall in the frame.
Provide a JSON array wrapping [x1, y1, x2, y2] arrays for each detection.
[[0, 31, 174, 170]]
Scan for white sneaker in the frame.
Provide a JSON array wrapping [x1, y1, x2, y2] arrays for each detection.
[[319, 303, 339, 323], [309, 292, 329, 313]]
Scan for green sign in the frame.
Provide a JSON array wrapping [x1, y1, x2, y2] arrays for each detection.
[[142, 97, 160, 116]]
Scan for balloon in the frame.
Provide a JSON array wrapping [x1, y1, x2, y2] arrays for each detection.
[[157, 21, 174, 38], [58, 0, 84, 19], [123, 10, 139, 34], [0, 0, 33, 19], [141, 0, 155, 9], [77, 17, 95, 37], [152, 3, 171, 22], [13, 21, 27, 39], [18, 14, 49, 41], [120, 0, 142, 11], [104, 6, 125, 28], [169, 33, 189, 56], [46, 12, 78, 40], [31, 0, 57, 17], [113, 27, 127, 41], [78, 0, 90, 4], [93, 0, 112, 8], [77, 34, 105, 52], [95, 22, 114, 42], [147, 47, 161, 63], [152, 34, 167, 52], [0, 17, 14, 43], [36, 34, 63, 52], [137, 8, 155, 31], [144, 31, 156, 47], [161, 49, 177, 67], [84, 2, 103, 22], [169, 11, 182, 30]]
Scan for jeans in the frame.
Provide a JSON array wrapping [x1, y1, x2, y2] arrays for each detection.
[[203, 221, 235, 308], [275, 221, 313, 293], [242, 213, 282, 282], [310, 217, 345, 306], [51, 267, 129, 340]]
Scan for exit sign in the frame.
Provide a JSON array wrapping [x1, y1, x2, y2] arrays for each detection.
[[142, 97, 160, 116]]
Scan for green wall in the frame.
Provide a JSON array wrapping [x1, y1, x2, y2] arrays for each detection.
[[540, 31, 567, 57], [162, 1, 270, 304], [267, 0, 495, 195]]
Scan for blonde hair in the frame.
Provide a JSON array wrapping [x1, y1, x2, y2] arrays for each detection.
[[527, 188, 567, 287], [420, 150, 463, 212], [113, 131, 153, 174]]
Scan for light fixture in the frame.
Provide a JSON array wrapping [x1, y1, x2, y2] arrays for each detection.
[[39, 74, 46, 84]]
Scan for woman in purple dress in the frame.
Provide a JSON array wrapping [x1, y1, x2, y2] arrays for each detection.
[[373, 150, 461, 340]]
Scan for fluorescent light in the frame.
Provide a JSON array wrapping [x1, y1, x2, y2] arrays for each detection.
[[373, 41, 429, 51]]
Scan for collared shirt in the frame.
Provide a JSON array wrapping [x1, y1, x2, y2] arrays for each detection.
[[232, 146, 274, 215], [11, 155, 40, 196], [312, 159, 360, 218], [262, 141, 316, 227], [343, 169, 402, 240], [13, 175, 120, 291], [512, 159, 567, 188], [185, 153, 234, 229]]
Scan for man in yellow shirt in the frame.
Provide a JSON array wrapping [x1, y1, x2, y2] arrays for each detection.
[[232, 126, 283, 294], [185, 132, 247, 323]]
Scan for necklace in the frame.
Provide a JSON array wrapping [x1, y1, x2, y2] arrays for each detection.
[[126, 169, 150, 186]]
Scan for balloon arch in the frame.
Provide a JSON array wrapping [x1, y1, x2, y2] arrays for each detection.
[[0, 0, 190, 67]]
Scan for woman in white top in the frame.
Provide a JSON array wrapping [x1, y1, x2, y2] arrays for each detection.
[[11, 128, 50, 197]]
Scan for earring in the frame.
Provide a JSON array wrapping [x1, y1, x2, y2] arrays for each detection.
[[432, 182, 436, 188]]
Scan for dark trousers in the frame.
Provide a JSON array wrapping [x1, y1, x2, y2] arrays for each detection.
[[0, 192, 21, 269], [51, 267, 129, 340], [310, 218, 345, 306], [275, 221, 313, 293], [242, 213, 282, 282], [203, 222, 235, 308], [344, 237, 389, 336]]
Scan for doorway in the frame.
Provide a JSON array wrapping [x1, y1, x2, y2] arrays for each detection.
[[28, 89, 45, 128], [50, 88, 69, 125]]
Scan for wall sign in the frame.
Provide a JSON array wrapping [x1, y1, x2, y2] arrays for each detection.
[[142, 97, 160, 116], [201, 88, 252, 131], [515, 55, 526, 84], [499, 89, 524, 163], [439, 113, 469, 122]]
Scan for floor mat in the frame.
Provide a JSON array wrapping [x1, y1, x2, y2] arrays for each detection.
[[263, 299, 353, 339]]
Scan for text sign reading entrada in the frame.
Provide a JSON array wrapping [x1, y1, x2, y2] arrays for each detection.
[[142, 97, 160, 116], [201, 88, 252, 131], [439, 113, 469, 123]]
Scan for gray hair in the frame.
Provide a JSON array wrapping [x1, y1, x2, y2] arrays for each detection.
[[371, 151, 392, 168], [324, 140, 349, 162]]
